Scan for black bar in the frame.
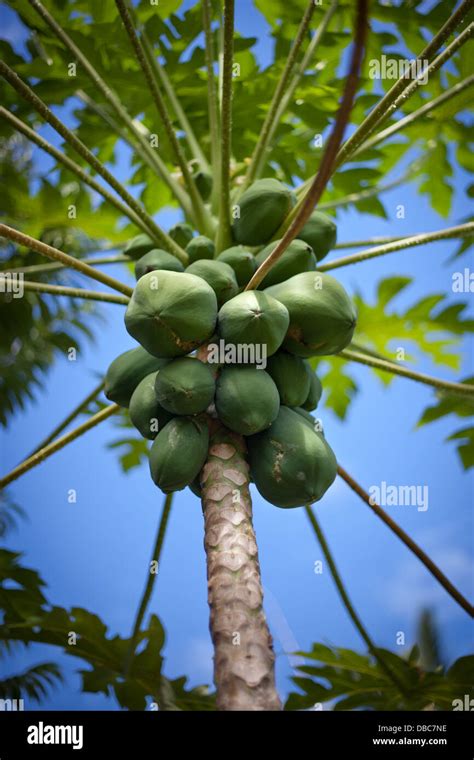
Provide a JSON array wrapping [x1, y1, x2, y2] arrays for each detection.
[[0, 709, 472, 757]]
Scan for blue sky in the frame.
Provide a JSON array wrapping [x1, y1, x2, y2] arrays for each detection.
[[0, 1, 472, 709]]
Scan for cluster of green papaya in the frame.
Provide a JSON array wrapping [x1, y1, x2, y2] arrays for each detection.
[[105, 178, 355, 508]]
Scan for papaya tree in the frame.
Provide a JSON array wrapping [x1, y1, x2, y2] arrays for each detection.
[[0, 0, 473, 713]]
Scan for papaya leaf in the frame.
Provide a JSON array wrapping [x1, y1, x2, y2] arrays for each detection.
[[313, 358, 358, 420], [354, 277, 473, 371], [0, 550, 216, 710], [417, 379, 474, 468], [446, 427, 474, 470], [0, 662, 62, 703], [286, 643, 474, 711], [0, 492, 26, 538]]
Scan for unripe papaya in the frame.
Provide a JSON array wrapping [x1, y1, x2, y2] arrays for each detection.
[[149, 416, 209, 493], [215, 366, 280, 436], [217, 246, 257, 287], [186, 260, 239, 306], [129, 371, 174, 439], [265, 271, 356, 357], [104, 346, 168, 408], [248, 406, 337, 508], [302, 363, 323, 411], [232, 178, 296, 246], [135, 249, 185, 280], [217, 290, 289, 358], [266, 351, 310, 407], [254, 239, 316, 288], [292, 406, 316, 428], [298, 211, 337, 262], [155, 357, 215, 415], [124, 233, 155, 261], [188, 475, 202, 498], [193, 170, 212, 201], [125, 270, 218, 358], [185, 235, 215, 263], [168, 222, 194, 248]]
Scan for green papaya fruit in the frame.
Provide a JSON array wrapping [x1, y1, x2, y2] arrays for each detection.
[[149, 416, 209, 493], [232, 178, 296, 246], [217, 290, 289, 358], [186, 260, 239, 306], [129, 371, 174, 439], [266, 351, 310, 407], [104, 346, 168, 408], [298, 211, 337, 262], [248, 406, 337, 508], [254, 239, 316, 288], [292, 407, 324, 436], [125, 270, 218, 358], [188, 475, 202, 498], [155, 357, 215, 415], [265, 271, 356, 357], [185, 235, 216, 263], [168, 222, 194, 249], [302, 364, 323, 411], [135, 249, 185, 280], [215, 366, 280, 435], [217, 246, 257, 287], [124, 233, 155, 261], [292, 406, 316, 428], [193, 170, 212, 201]]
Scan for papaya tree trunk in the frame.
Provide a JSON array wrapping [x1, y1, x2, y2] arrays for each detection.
[[200, 422, 282, 710]]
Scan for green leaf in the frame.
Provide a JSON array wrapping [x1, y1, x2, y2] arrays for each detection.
[[447, 427, 474, 469]]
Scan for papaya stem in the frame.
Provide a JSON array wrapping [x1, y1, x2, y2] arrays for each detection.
[[201, 423, 281, 710], [0, 224, 133, 296], [5, 255, 131, 276], [353, 74, 474, 158], [305, 506, 410, 697], [244, 0, 368, 292], [76, 88, 166, 175], [215, 0, 235, 254], [115, 0, 213, 236], [320, 222, 474, 271], [285, 24, 474, 225], [0, 404, 119, 490], [0, 278, 130, 305], [0, 108, 151, 236], [294, 6, 474, 206], [27, 0, 193, 218], [253, 0, 339, 188], [202, 0, 220, 213], [334, 235, 413, 249], [0, 63, 188, 264], [334, 3, 474, 169], [338, 348, 474, 398], [293, 153, 419, 202], [240, 0, 318, 192], [123, 492, 174, 677], [27, 381, 105, 458], [139, 29, 210, 172], [313, 167, 417, 211], [336, 466, 474, 618], [0, 225, 133, 297]]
